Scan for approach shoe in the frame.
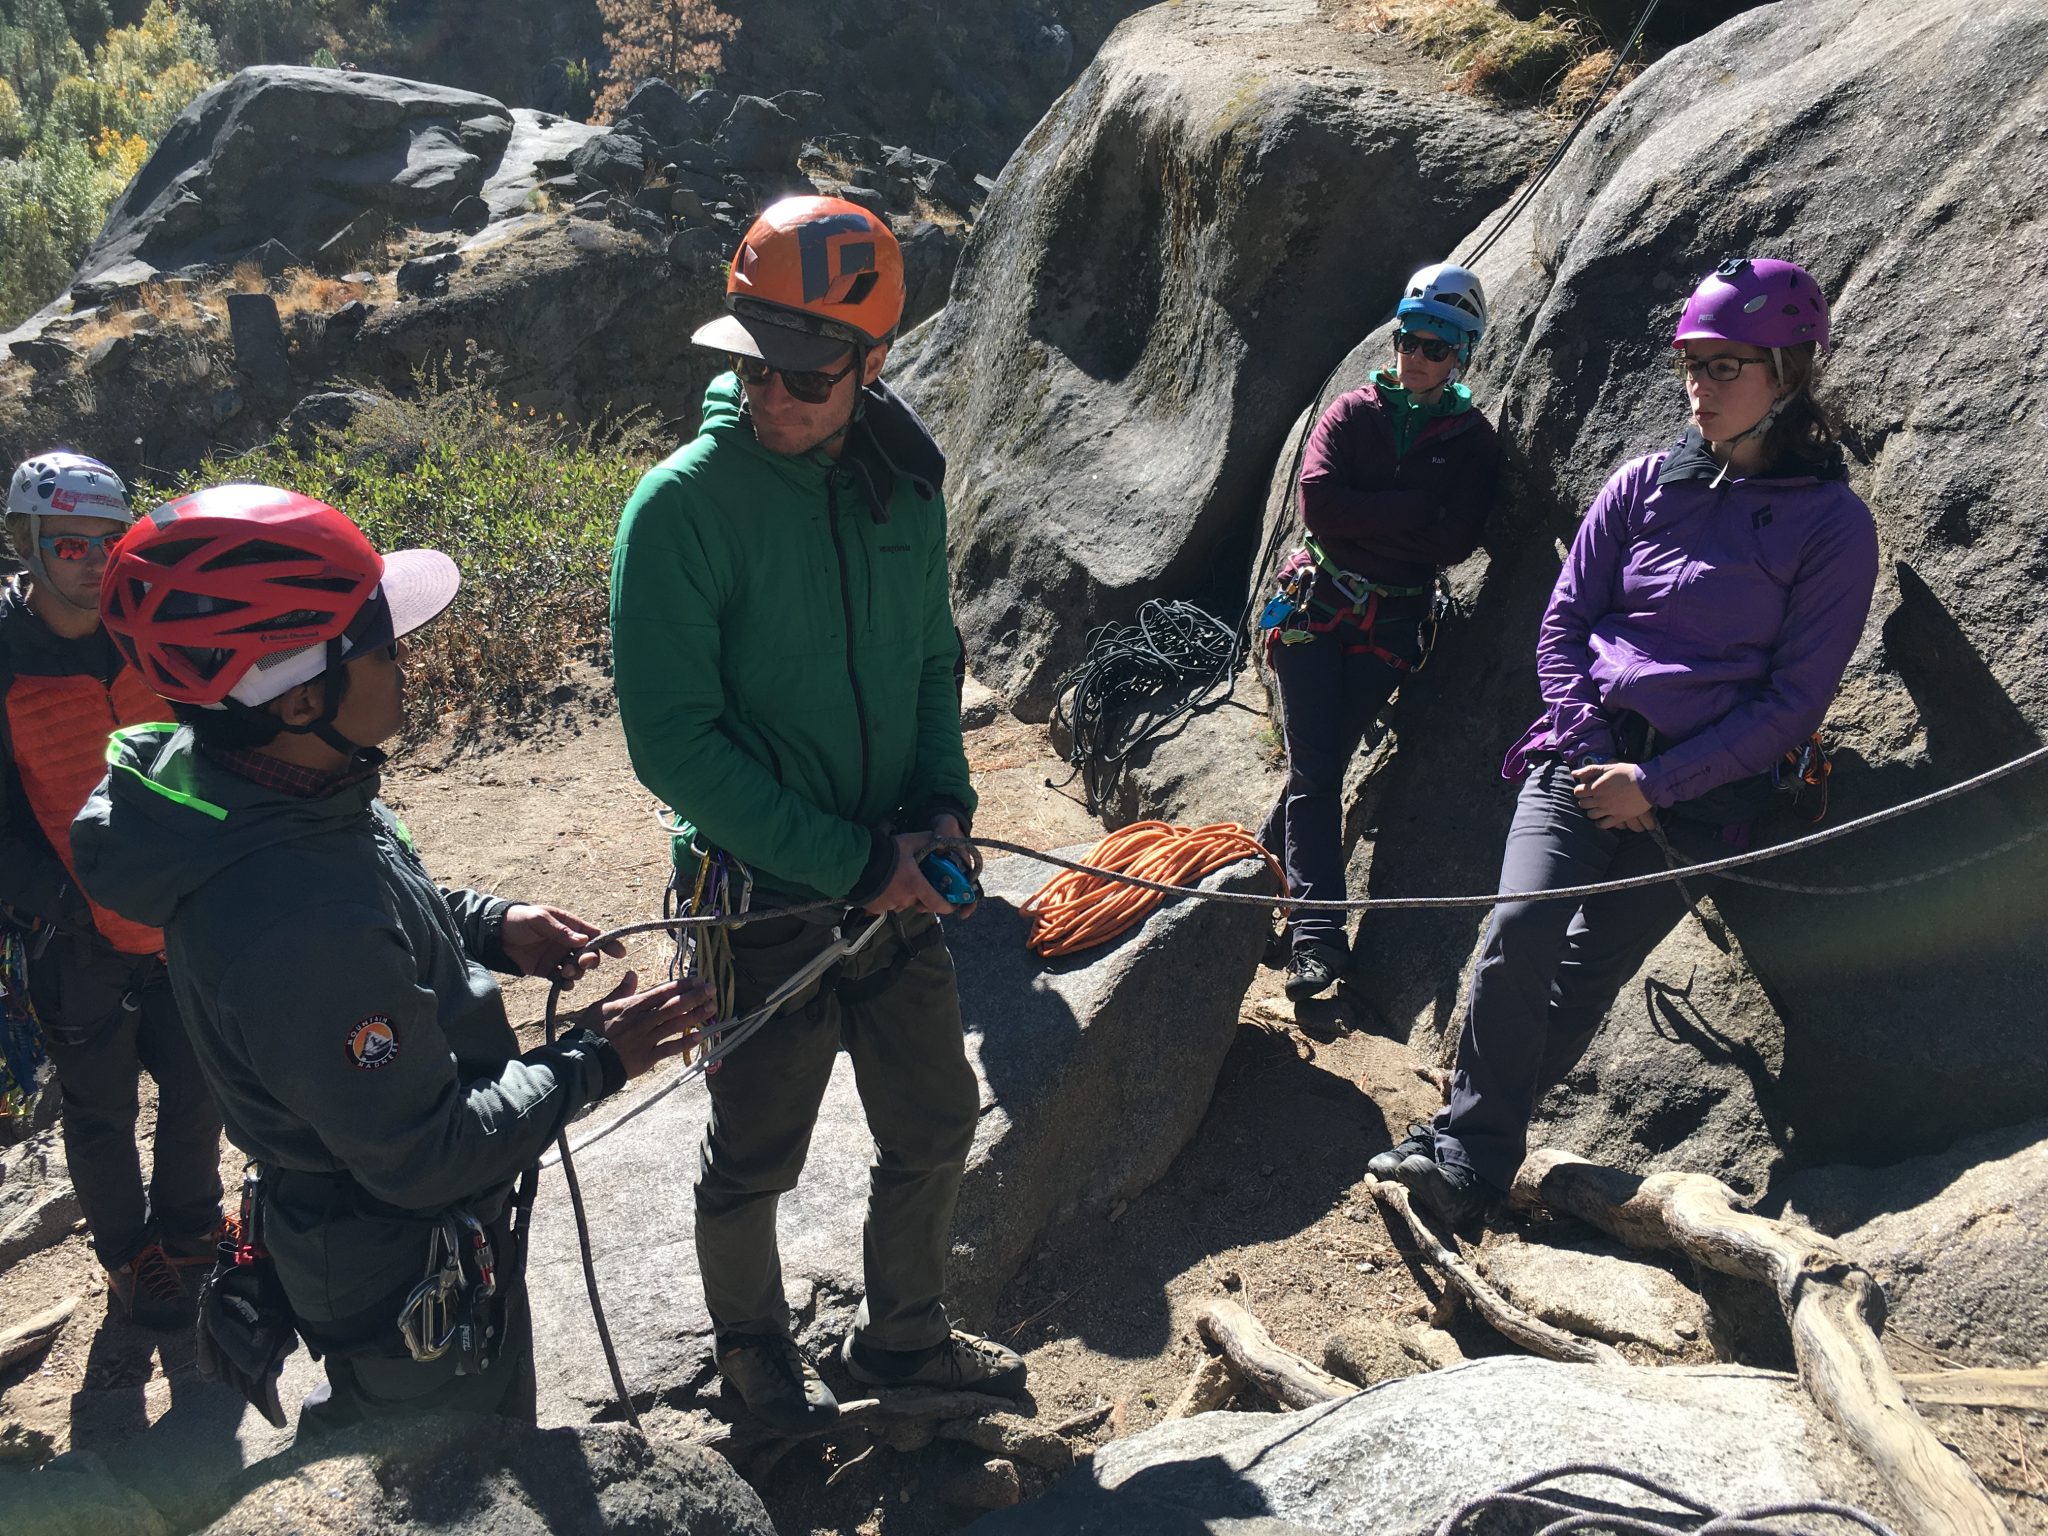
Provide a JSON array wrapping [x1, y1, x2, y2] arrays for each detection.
[[843, 1328, 1027, 1397], [1282, 943, 1342, 1002], [1368, 1121, 1438, 1182], [1394, 1152, 1494, 1231], [107, 1242, 196, 1331], [716, 1332, 840, 1432]]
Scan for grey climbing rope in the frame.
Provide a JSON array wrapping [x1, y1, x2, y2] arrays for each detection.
[[1434, 1462, 1900, 1536]]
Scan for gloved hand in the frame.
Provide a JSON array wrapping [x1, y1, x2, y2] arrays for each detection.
[[195, 1249, 299, 1428]]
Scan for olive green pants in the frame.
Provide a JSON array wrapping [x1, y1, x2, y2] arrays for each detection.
[[696, 909, 979, 1352]]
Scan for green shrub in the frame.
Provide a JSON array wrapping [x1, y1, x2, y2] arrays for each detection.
[[144, 358, 666, 736]]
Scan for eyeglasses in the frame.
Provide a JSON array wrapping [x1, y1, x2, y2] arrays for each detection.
[[38, 530, 122, 562], [1674, 355, 1773, 383], [730, 352, 857, 405], [1393, 331, 1456, 363]]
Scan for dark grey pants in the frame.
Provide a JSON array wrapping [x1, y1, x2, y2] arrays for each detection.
[[31, 932, 223, 1269], [1259, 627, 1419, 957], [1431, 762, 1712, 1191], [695, 909, 978, 1352]]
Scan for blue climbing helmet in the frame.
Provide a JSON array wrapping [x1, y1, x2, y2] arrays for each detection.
[[1396, 263, 1488, 362]]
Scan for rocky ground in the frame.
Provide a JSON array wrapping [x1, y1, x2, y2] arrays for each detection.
[[2, 670, 2041, 1535]]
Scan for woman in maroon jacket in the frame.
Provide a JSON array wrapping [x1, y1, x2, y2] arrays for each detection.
[[1259, 264, 1504, 1000]]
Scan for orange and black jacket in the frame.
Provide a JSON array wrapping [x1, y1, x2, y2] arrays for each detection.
[[0, 581, 164, 955]]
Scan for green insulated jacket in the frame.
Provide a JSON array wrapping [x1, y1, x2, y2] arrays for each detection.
[[611, 374, 975, 900], [70, 725, 624, 1323]]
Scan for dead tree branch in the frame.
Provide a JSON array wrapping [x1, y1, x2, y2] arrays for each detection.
[[1368, 1176, 1626, 1368], [1513, 1149, 2009, 1536]]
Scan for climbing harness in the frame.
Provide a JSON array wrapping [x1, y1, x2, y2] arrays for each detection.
[[541, 906, 887, 1172], [1434, 1462, 1898, 1536], [1260, 536, 1444, 672]]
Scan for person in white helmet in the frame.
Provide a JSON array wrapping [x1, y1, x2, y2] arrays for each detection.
[[0, 451, 226, 1331], [1257, 264, 1504, 1002]]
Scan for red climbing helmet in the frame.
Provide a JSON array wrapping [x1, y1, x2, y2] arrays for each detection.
[[100, 483, 458, 707]]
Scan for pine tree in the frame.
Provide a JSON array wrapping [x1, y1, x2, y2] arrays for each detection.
[[592, 0, 739, 124]]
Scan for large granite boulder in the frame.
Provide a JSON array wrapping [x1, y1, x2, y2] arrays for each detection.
[[1179, 0, 2048, 1180], [964, 1357, 1902, 1535], [895, 0, 1541, 718], [1778, 1117, 2048, 1368], [524, 849, 1269, 1419], [78, 68, 516, 287]]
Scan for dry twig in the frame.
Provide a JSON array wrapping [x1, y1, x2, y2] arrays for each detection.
[[1368, 1176, 1625, 1368]]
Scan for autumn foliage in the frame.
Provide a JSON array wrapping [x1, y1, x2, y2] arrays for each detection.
[[594, 0, 742, 123]]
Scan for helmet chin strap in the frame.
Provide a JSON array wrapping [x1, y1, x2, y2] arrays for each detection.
[[275, 644, 376, 760], [1710, 347, 1790, 488]]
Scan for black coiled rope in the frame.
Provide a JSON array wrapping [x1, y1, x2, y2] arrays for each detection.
[[1048, 599, 1241, 812]]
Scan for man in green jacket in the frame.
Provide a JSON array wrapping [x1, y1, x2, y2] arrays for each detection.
[[611, 196, 1022, 1431], [76, 484, 714, 1433]]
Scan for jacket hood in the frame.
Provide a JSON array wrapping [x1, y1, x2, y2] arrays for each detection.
[[695, 372, 947, 522], [1657, 426, 1848, 488], [71, 723, 378, 929]]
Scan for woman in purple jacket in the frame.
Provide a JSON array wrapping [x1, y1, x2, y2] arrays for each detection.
[[1260, 264, 1504, 1001], [1383, 258, 1880, 1226]]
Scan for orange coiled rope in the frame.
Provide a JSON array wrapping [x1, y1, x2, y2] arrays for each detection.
[[1018, 821, 1288, 958]]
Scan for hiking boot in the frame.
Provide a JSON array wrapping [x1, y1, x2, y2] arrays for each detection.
[[107, 1243, 196, 1331], [1368, 1121, 1437, 1182], [716, 1332, 839, 1432], [1394, 1153, 1494, 1231], [843, 1328, 1027, 1397], [1282, 943, 1342, 1002]]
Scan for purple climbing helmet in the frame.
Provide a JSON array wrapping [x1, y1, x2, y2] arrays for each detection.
[[1673, 258, 1831, 353]]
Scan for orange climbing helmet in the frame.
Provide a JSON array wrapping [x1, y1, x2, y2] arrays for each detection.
[[691, 196, 906, 369]]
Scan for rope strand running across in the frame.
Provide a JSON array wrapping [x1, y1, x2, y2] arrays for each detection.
[[552, 741, 2048, 959]]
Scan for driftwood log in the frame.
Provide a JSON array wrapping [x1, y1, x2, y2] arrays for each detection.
[[1368, 1177, 1627, 1368], [1196, 1300, 1356, 1409], [1513, 1149, 2010, 1536]]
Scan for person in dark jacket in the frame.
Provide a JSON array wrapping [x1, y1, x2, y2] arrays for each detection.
[[1384, 259, 1879, 1227], [1, 450, 224, 1331], [1259, 264, 1504, 1001], [75, 484, 715, 1433]]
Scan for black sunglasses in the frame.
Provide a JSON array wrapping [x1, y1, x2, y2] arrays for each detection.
[[1392, 330, 1456, 363], [730, 352, 857, 405]]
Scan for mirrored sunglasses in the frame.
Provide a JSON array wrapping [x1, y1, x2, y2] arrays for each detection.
[[38, 530, 122, 562], [1393, 330, 1456, 363], [730, 352, 857, 405]]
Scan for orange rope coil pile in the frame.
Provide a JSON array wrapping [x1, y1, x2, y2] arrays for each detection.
[[1018, 821, 1288, 957]]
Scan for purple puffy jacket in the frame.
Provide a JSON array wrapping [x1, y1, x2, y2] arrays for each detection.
[[1506, 430, 1879, 808]]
